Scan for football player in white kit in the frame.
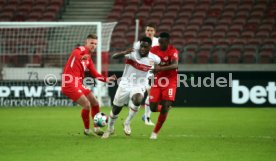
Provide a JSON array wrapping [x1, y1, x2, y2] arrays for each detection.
[[102, 37, 160, 139], [134, 23, 159, 126]]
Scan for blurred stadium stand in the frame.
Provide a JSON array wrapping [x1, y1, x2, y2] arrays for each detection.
[[0, 0, 275, 66], [107, 0, 276, 64]]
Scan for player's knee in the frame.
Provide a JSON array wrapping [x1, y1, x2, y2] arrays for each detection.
[[131, 94, 143, 106], [150, 102, 158, 112], [83, 101, 91, 110], [160, 101, 172, 114]]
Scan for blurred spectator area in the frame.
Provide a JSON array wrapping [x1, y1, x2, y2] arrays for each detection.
[[0, 0, 65, 21], [107, 0, 276, 64]]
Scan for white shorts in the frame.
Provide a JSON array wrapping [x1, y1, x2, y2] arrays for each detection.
[[113, 85, 146, 107]]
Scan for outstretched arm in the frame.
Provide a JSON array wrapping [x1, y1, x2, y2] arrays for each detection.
[[112, 48, 133, 59], [87, 60, 117, 82]]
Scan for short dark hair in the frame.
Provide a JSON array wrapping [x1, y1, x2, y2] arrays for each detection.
[[145, 23, 157, 30], [140, 36, 152, 45], [159, 32, 170, 39], [87, 34, 97, 39]]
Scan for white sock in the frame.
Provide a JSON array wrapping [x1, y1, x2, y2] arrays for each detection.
[[125, 106, 139, 125], [144, 96, 151, 118], [108, 111, 117, 131]]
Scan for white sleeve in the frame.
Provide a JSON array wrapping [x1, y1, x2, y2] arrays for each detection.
[[125, 51, 136, 60], [133, 41, 140, 50], [124, 54, 130, 59], [152, 53, 161, 64]]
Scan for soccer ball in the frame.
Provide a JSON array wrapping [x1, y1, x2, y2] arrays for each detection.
[[93, 112, 108, 127]]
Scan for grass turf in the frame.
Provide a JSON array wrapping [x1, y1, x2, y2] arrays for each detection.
[[0, 107, 275, 161]]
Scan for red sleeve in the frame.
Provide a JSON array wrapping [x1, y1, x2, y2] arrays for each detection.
[[150, 46, 158, 55], [87, 59, 107, 82], [171, 48, 179, 61]]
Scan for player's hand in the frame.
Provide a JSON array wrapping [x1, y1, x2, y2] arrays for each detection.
[[107, 74, 117, 82], [151, 64, 162, 74], [81, 54, 90, 60]]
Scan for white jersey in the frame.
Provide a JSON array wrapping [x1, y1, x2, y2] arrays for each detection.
[[133, 37, 159, 50], [119, 50, 160, 88]]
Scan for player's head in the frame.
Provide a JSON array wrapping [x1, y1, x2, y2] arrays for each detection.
[[85, 34, 97, 52], [139, 36, 152, 57], [159, 32, 170, 51], [144, 23, 156, 39]]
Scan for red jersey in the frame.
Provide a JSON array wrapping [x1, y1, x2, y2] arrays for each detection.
[[62, 46, 107, 86], [150, 45, 179, 85]]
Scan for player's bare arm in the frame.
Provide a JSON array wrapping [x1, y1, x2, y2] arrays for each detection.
[[106, 74, 117, 82], [112, 48, 133, 59], [152, 59, 178, 73]]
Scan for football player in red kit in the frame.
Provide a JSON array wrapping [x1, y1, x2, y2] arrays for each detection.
[[149, 32, 178, 139], [61, 34, 116, 136]]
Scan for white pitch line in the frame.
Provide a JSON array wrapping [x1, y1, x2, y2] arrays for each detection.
[[167, 134, 274, 139]]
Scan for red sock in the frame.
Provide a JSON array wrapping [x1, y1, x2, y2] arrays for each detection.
[[81, 108, 90, 129], [157, 105, 162, 112], [154, 112, 168, 134], [91, 105, 100, 127]]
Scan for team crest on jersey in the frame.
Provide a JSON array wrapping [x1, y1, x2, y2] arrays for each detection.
[[164, 56, 168, 61], [149, 60, 154, 66], [79, 46, 86, 51]]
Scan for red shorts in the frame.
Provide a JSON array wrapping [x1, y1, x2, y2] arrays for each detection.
[[61, 83, 91, 102], [149, 84, 177, 103]]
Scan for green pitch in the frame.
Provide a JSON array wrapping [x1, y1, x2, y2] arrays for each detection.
[[0, 107, 275, 161]]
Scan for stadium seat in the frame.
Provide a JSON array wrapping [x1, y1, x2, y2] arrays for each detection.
[[222, 9, 235, 17], [212, 49, 226, 63], [46, 4, 60, 13], [27, 11, 42, 21], [0, 0, 6, 6], [50, 0, 64, 7], [152, 4, 166, 12], [212, 31, 225, 39], [240, 30, 255, 39], [21, 0, 33, 5], [41, 11, 57, 21], [136, 12, 149, 21], [0, 11, 14, 20], [161, 18, 174, 26], [170, 30, 183, 38], [259, 49, 273, 64], [183, 30, 197, 39], [158, 24, 171, 33], [128, 0, 140, 6], [35, 0, 49, 6], [171, 24, 185, 33], [243, 48, 257, 64], [197, 29, 211, 39], [226, 31, 240, 39], [171, 38, 183, 49], [124, 5, 138, 13], [146, 18, 161, 26], [218, 15, 232, 26], [189, 16, 204, 25], [138, 5, 151, 13], [167, 4, 180, 12], [185, 24, 200, 32], [196, 50, 210, 64], [17, 4, 32, 16], [8, 0, 20, 6], [196, 2, 210, 11], [236, 10, 250, 17], [170, 0, 182, 5], [163, 12, 178, 20], [226, 49, 242, 64], [149, 11, 164, 20], [255, 30, 270, 38]]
